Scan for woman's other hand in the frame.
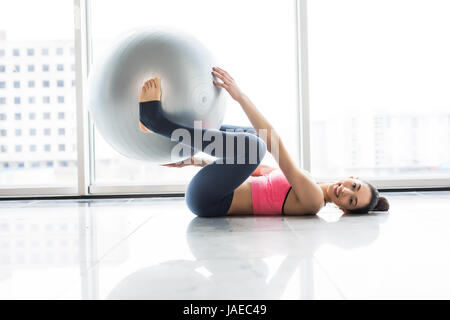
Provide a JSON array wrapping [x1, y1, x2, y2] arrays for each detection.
[[161, 157, 194, 168], [212, 66, 244, 102], [161, 156, 210, 168]]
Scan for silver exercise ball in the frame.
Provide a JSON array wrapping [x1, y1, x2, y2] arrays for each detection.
[[87, 26, 227, 163]]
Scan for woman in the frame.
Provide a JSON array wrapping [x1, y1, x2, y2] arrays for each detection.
[[139, 67, 389, 217]]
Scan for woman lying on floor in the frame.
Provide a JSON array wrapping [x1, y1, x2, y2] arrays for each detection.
[[138, 67, 389, 217]]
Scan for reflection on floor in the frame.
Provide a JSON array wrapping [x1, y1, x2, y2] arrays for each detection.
[[0, 191, 449, 299]]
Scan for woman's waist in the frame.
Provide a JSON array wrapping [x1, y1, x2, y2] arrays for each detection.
[[227, 179, 253, 214]]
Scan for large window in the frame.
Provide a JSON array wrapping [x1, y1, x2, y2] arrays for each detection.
[[0, 0, 447, 197], [90, 0, 299, 185], [0, 0, 77, 187], [308, 0, 450, 179]]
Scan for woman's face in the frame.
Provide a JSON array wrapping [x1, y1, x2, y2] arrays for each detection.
[[328, 176, 372, 213]]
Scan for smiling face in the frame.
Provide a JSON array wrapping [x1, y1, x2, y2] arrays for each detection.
[[327, 176, 372, 213]]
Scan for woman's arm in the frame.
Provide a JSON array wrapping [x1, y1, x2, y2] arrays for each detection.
[[236, 94, 277, 153], [237, 94, 323, 212], [213, 67, 323, 212]]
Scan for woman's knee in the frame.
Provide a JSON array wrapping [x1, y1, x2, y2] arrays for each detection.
[[186, 197, 222, 217], [185, 184, 210, 217]]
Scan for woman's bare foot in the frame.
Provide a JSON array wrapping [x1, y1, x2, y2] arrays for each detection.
[[139, 77, 162, 102], [139, 77, 162, 133]]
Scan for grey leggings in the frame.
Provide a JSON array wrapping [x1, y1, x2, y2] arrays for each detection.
[[140, 100, 266, 217]]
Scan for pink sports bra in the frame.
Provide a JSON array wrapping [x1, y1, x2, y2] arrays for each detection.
[[251, 168, 292, 215]]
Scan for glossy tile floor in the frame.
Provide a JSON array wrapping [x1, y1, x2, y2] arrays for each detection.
[[0, 191, 449, 299]]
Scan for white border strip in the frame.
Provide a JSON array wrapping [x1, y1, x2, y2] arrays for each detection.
[[74, 0, 91, 196], [297, 0, 312, 171]]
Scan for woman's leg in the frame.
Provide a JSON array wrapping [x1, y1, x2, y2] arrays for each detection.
[[140, 100, 266, 217], [185, 155, 261, 217]]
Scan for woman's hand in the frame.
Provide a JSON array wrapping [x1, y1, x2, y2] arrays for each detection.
[[161, 160, 191, 168], [212, 66, 245, 102], [161, 157, 194, 168], [161, 156, 209, 168]]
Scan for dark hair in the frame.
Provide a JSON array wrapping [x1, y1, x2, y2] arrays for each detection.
[[346, 180, 390, 214]]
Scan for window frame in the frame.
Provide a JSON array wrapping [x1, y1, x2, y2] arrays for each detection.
[[0, 0, 449, 199]]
